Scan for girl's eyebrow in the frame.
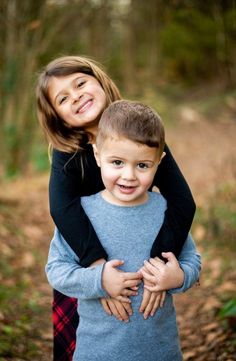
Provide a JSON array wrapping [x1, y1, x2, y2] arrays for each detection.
[[54, 75, 86, 103]]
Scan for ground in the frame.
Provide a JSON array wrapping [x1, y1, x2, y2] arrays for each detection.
[[0, 113, 236, 360]]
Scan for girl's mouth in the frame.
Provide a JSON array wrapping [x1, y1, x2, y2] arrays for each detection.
[[77, 99, 93, 113]]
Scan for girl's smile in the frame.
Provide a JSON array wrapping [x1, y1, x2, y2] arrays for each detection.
[[48, 73, 107, 136]]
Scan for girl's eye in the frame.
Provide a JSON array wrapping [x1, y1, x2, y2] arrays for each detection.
[[59, 96, 67, 105], [112, 160, 123, 166], [137, 163, 148, 169], [76, 80, 85, 88]]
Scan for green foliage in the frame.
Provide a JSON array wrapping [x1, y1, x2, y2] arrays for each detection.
[[219, 298, 236, 319], [219, 298, 236, 331]]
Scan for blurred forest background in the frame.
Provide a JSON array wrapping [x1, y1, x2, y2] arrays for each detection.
[[0, 0, 236, 360]]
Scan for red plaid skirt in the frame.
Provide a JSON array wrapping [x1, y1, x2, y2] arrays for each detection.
[[53, 290, 79, 361]]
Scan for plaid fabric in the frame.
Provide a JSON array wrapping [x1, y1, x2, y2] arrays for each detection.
[[53, 289, 79, 361]]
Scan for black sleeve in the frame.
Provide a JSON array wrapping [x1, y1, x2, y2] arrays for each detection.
[[151, 144, 196, 259], [49, 149, 108, 267]]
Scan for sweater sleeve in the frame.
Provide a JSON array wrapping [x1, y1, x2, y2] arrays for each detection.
[[151, 144, 196, 259], [45, 228, 108, 300], [168, 234, 201, 294], [49, 149, 108, 267]]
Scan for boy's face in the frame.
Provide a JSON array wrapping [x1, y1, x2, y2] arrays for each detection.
[[94, 136, 164, 206]]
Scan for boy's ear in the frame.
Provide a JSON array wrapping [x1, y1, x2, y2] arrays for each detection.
[[92, 144, 101, 167], [158, 151, 166, 165]]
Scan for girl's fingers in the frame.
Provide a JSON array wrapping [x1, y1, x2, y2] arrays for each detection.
[[112, 299, 130, 322], [106, 299, 123, 321], [160, 291, 166, 307], [139, 288, 151, 313], [115, 295, 131, 303], [150, 293, 161, 316], [143, 292, 156, 319], [100, 298, 112, 316]]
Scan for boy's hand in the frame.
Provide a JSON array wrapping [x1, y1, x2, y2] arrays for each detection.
[[141, 252, 184, 292], [102, 259, 142, 300], [100, 297, 132, 322]]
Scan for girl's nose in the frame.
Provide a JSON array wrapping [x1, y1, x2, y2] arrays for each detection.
[[71, 90, 82, 103]]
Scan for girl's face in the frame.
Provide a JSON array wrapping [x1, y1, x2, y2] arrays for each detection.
[[48, 73, 107, 136]]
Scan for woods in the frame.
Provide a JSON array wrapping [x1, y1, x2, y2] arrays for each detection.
[[0, 1, 236, 360], [0, 0, 235, 177]]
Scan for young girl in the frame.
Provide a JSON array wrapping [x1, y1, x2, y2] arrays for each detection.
[[36, 56, 196, 361]]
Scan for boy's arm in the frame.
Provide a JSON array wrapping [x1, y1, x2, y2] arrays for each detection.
[[169, 234, 201, 294], [151, 144, 196, 259], [46, 228, 141, 300], [46, 228, 107, 300], [49, 149, 108, 267]]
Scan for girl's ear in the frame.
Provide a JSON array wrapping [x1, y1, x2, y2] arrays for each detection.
[[92, 144, 101, 167]]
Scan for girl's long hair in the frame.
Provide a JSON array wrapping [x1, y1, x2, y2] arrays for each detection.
[[36, 56, 121, 153]]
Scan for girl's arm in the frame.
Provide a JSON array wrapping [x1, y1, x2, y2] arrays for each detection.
[[151, 144, 196, 259], [49, 148, 107, 267]]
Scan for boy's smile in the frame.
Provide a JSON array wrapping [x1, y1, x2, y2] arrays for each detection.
[[94, 136, 164, 206]]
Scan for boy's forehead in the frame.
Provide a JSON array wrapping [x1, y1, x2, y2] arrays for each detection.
[[99, 135, 160, 159]]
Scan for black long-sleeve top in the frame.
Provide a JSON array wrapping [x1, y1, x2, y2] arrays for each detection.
[[49, 143, 196, 267]]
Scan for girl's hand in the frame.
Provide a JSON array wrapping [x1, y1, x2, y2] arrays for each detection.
[[100, 297, 133, 322], [139, 278, 166, 319], [102, 259, 142, 300], [141, 252, 184, 292]]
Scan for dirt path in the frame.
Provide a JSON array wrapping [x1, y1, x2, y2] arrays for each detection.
[[0, 119, 236, 360]]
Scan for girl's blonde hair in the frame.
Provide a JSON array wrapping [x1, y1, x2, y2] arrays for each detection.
[[36, 55, 121, 152]]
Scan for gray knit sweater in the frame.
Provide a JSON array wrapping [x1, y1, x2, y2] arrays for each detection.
[[46, 192, 201, 361]]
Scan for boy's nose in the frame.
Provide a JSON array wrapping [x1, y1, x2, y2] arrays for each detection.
[[121, 166, 136, 180]]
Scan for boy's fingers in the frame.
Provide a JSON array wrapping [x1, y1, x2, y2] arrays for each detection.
[[120, 288, 138, 297], [140, 269, 157, 283], [144, 284, 160, 292], [124, 278, 142, 288], [143, 260, 160, 275], [109, 259, 124, 268], [123, 271, 142, 280]]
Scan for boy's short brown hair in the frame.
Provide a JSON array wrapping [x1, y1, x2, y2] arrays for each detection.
[[96, 100, 165, 156]]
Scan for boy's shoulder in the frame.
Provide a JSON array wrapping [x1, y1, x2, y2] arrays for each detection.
[[148, 191, 166, 207]]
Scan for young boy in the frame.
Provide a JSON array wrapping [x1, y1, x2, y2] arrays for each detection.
[[46, 100, 201, 361]]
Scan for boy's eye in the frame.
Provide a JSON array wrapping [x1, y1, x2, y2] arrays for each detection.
[[112, 160, 123, 166], [137, 163, 148, 169]]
